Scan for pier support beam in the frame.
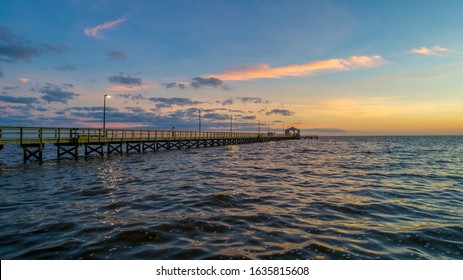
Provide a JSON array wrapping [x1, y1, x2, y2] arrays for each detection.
[[126, 142, 141, 154], [142, 142, 156, 152], [107, 143, 123, 156], [156, 141, 169, 150], [84, 144, 104, 158], [22, 144, 44, 163], [55, 144, 79, 161]]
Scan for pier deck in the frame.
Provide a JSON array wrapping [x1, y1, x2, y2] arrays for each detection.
[[0, 126, 299, 162]]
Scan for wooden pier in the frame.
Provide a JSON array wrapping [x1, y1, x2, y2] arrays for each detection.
[[0, 126, 300, 163]]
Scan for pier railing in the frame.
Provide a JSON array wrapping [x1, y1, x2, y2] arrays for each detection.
[[0, 126, 292, 146]]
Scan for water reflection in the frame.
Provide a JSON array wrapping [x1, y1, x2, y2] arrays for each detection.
[[0, 136, 462, 259]]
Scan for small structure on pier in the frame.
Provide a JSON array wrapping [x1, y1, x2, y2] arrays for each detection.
[[285, 127, 300, 138]]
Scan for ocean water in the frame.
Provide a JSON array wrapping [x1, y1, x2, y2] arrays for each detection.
[[0, 136, 462, 259]]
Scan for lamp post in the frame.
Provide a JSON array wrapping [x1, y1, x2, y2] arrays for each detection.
[[267, 122, 272, 135], [258, 120, 261, 136], [230, 116, 234, 133], [197, 109, 202, 133], [103, 94, 111, 129]]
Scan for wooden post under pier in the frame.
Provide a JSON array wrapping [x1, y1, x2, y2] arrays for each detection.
[[21, 144, 44, 163], [84, 144, 104, 158], [55, 143, 79, 161]]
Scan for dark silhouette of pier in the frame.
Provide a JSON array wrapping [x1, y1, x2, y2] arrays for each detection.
[[0, 126, 300, 163]]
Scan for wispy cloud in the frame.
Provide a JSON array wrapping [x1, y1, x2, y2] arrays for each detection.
[[405, 45, 453, 56], [106, 74, 160, 91], [163, 77, 232, 90], [266, 109, 294, 116], [0, 94, 38, 104], [0, 25, 68, 64], [149, 97, 203, 108], [32, 83, 79, 104], [221, 97, 270, 106], [84, 17, 128, 38], [108, 74, 142, 86], [57, 64, 78, 71], [107, 84, 158, 92], [108, 50, 127, 61], [203, 55, 386, 81]]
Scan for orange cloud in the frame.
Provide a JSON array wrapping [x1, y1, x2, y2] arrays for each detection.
[[19, 77, 30, 83], [203, 55, 386, 81]]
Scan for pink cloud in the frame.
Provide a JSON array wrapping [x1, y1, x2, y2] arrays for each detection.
[[84, 17, 128, 38], [203, 55, 386, 81], [19, 77, 30, 83]]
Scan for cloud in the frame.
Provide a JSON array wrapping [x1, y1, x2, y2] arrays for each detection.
[[203, 113, 230, 120], [266, 109, 294, 116], [0, 25, 68, 64], [2, 85, 19, 91], [19, 77, 29, 83], [107, 84, 157, 92], [191, 77, 232, 90], [57, 64, 78, 71], [237, 97, 266, 103], [163, 77, 231, 90], [241, 115, 257, 120], [221, 99, 234, 105], [221, 97, 270, 105], [164, 82, 190, 90], [149, 97, 203, 108], [203, 55, 386, 81], [118, 93, 146, 102], [108, 50, 127, 61], [405, 45, 453, 56], [0, 95, 38, 104], [69, 106, 118, 112], [108, 74, 142, 86], [32, 83, 79, 104], [41, 44, 68, 54], [124, 106, 145, 114], [84, 17, 128, 38]]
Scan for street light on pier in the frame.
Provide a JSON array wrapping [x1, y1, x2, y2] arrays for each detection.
[[267, 122, 272, 135], [103, 94, 111, 129], [258, 120, 261, 136], [196, 109, 202, 133]]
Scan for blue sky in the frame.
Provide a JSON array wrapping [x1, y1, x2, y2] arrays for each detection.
[[1, 0, 462, 134]]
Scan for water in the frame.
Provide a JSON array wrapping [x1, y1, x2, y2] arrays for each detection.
[[0, 136, 462, 259]]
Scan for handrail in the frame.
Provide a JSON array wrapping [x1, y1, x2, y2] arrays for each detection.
[[0, 126, 295, 146]]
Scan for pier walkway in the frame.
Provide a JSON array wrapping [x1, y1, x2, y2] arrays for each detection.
[[0, 126, 299, 163]]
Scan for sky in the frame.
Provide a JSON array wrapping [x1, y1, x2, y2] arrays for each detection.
[[0, 0, 462, 135]]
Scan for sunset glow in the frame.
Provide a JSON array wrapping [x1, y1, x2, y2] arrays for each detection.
[[1, 1, 462, 135]]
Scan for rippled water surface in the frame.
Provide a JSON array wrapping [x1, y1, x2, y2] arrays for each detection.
[[1, 136, 462, 259]]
